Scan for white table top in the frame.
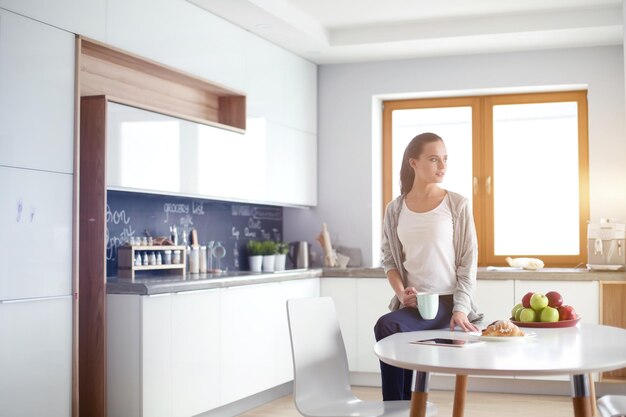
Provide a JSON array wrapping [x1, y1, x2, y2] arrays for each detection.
[[374, 323, 626, 377]]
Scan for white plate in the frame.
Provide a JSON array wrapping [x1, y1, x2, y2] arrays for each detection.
[[587, 264, 625, 271], [472, 332, 537, 342]]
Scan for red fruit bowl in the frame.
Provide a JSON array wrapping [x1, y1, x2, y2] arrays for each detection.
[[510, 316, 581, 328]]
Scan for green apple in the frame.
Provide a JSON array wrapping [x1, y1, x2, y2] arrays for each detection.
[[519, 308, 538, 322], [511, 303, 524, 319], [514, 307, 524, 321], [540, 306, 559, 322], [530, 293, 549, 311]]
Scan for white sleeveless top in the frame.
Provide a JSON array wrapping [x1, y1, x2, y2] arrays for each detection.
[[397, 195, 456, 294]]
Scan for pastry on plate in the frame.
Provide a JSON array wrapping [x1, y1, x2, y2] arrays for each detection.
[[481, 319, 525, 337]]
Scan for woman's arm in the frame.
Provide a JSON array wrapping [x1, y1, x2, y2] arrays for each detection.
[[387, 268, 416, 308]]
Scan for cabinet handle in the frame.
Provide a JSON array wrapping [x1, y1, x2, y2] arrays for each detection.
[[0, 295, 71, 304], [486, 176, 492, 196], [473, 177, 478, 195]]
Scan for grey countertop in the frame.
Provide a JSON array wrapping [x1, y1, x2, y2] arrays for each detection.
[[107, 266, 626, 295]]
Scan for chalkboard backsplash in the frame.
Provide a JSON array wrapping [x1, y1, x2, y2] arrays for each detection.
[[106, 190, 283, 277]]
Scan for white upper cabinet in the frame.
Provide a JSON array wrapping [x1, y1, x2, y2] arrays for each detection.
[[0, 0, 106, 40], [107, 102, 317, 206], [0, 9, 75, 173], [245, 34, 317, 134], [265, 122, 317, 206], [0, 166, 72, 300], [106, 0, 246, 92]]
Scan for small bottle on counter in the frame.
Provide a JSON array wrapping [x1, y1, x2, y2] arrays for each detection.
[[156, 252, 162, 265], [199, 245, 207, 273], [172, 250, 181, 265], [149, 252, 157, 265], [135, 252, 142, 266], [189, 247, 200, 274], [142, 252, 149, 266]]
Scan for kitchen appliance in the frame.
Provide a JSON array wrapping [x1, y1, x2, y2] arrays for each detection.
[[587, 221, 626, 270], [288, 241, 309, 269]]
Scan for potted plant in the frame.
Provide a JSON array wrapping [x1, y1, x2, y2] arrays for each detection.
[[261, 240, 277, 272], [247, 240, 264, 272], [275, 242, 289, 271]]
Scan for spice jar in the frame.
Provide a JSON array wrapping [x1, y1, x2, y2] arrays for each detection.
[[172, 250, 181, 265]]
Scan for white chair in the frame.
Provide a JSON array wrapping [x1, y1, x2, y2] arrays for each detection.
[[286, 296, 437, 417], [597, 395, 626, 417]]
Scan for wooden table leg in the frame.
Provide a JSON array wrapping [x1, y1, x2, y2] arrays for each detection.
[[571, 374, 592, 417], [453, 374, 468, 417], [410, 371, 430, 417], [410, 391, 428, 417], [588, 373, 597, 417]]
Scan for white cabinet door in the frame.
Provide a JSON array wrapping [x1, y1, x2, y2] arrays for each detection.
[[0, 9, 74, 173], [265, 123, 317, 206], [514, 280, 599, 324], [245, 33, 317, 134], [106, 0, 246, 91], [171, 289, 221, 416], [320, 278, 358, 370], [0, 296, 72, 416], [276, 278, 321, 384], [356, 279, 395, 372], [474, 280, 515, 323], [142, 294, 173, 417], [220, 283, 281, 404], [0, 166, 72, 300], [0, 0, 106, 40]]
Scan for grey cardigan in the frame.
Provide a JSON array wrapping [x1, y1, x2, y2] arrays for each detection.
[[381, 191, 483, 322]]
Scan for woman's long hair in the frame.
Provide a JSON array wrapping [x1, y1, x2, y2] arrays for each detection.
[[399, 132, 443, 195]]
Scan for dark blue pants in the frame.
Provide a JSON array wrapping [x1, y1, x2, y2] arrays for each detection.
[[373, 294, 454, 401]]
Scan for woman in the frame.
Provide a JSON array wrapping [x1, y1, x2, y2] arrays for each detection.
[[374, 132, 482, 401]]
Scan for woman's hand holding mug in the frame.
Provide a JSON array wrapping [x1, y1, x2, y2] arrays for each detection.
[[400, 287, 417, 308]]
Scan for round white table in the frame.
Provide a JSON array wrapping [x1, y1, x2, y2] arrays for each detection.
[[374, 323, 626, 417]]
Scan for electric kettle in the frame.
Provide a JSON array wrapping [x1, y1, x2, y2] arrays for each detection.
[[288, 241, 309, 269]]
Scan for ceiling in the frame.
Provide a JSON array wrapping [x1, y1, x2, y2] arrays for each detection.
[[187, 0, 623, 65]]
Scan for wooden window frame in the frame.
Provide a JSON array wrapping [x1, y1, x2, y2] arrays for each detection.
[[382, 91, 589, 267]]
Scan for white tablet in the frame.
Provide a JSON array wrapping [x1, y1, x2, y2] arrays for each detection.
[[410, 338, 484, 347]]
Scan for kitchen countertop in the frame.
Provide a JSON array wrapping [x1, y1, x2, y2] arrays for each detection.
[[107, 268, 323, 295], [322, 266, 626, 281], [107, 266, 626, 295]]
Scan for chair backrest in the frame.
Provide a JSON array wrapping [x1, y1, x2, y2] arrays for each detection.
[[286, 297, 356, 411]]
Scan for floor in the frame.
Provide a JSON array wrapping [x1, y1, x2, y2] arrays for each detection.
[[238, 386, 576, 417]]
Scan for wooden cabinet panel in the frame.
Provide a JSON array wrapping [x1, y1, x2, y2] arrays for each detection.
[[600, 281, 626, 381]]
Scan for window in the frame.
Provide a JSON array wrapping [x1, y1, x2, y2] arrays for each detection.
[[382, 91, 589, 267]]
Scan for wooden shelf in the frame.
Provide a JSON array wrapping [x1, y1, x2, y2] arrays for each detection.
[[78, 36, 245, 132], [117, 245, 186, 279]]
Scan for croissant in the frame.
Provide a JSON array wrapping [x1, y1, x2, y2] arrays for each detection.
[[481, 320, 525, 337]]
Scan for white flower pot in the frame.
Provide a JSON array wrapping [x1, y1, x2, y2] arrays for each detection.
[[274, 253, 287, 271], [262, 254, 276, 272], [249, 255, 263, 272]]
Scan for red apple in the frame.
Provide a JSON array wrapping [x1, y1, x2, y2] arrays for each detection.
[[557, 305, 577, 321], [521, 291, 534, 308], [545, 291, 563, 308]]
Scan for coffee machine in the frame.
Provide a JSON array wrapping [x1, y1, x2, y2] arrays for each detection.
[[587, 220, 626, 270]]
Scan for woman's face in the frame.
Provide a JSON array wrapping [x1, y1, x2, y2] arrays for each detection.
[[409, 140, 447, 184]]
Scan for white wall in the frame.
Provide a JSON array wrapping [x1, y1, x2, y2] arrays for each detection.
[[285, 46, 625, 266]]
